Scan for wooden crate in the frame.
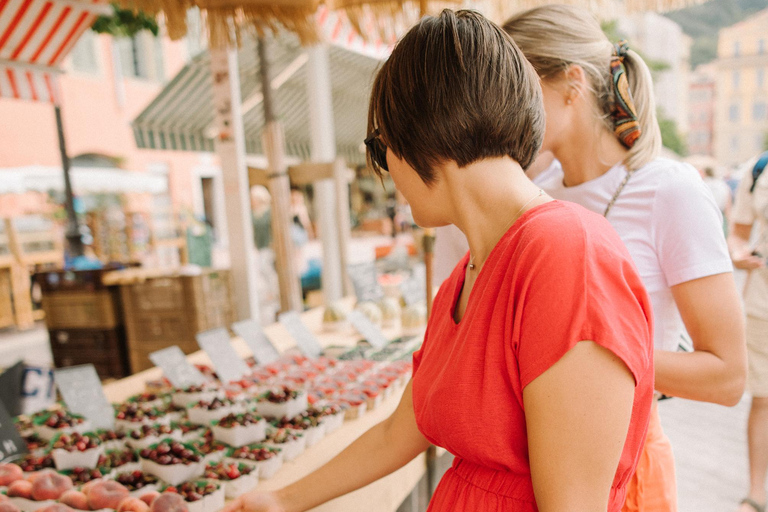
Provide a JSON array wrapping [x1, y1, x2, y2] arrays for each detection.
[[117, 269, 235, 374], [49, 327, 130, 379], [127, 337, 200, 374], [41, 289, 121, 329]]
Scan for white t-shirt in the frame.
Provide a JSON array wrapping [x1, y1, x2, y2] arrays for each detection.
[[535, 158, 733, 352]]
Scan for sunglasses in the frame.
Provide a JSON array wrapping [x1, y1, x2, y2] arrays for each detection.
[[364, 129, 389, 172]]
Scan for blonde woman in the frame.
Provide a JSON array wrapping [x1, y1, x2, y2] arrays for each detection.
[[504, 6, 747, 511]]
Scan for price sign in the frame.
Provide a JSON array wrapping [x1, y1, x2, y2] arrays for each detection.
[[232, 320, 281, 365], [196, 328, 251, 383], [54, 365, 115, 430], [346, 311, 388, 349], [149, 346, 206, 389], [278, 311, 323, 358]]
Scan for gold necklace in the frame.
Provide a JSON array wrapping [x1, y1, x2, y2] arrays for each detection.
[[468, 189, 545, 271]]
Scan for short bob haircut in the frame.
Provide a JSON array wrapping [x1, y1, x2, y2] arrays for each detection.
[[367, 9, 545, 184]]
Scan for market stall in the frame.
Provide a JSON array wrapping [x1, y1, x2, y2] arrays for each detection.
[[2, 275, 432, 511]]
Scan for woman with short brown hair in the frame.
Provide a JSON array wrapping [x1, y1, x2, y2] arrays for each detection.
[[224, 10, 654, 512]]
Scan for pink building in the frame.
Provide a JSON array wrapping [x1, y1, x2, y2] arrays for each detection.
[[0, 26, 215, 219], [688, 64, 717, 156]]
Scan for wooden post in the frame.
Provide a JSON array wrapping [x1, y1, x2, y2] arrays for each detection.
[[210, 45, 261, 322], [334, 159, 353, 297], [259, 38, 303, 313], [306, 44, 344, 304], [4, 219, 34, 330]]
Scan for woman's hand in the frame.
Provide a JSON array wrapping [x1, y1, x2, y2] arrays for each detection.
[[732, 250, 765, 271], [222, 492, 286, 512], [222, 381, 429, 512]]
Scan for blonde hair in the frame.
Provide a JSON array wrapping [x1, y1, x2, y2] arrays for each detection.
[[503, 5, 661, 171]]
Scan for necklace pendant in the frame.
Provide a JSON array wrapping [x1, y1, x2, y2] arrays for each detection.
[[468, 263, 476, 270]]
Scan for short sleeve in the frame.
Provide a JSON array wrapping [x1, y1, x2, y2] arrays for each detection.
[[515, 210, 653, 391], [652, 166, 733, 287], [732, 167, 756, 226]]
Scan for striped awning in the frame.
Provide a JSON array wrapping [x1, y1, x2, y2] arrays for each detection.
[[0, 0, 110, 103], [132, 31, 383, 165]]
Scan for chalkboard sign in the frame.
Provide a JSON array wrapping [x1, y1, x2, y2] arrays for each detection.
[[232, 320, 281, 365], [196, 328, 251, 383], [54, 365, 115, 430], [149, 346, 206, 389], [347, 263, 384, 303], [0, 361, 24, 417], [278, 311, 323, 358], [346, 311, 388, 349], [0, 399, 26, 463]]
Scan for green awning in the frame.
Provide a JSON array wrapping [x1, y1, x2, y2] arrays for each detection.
[[132, 34, 383, 165]]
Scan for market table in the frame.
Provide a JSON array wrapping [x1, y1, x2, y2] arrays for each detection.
[[103, 299, 428, 512]]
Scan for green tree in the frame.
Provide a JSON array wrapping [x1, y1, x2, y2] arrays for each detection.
[[91, 3, 158, 38], [658, 111, 688, 156]]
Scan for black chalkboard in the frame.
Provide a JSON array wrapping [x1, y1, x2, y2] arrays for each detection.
[[0, 398, 28, 463], [0, 361, 24, 417]]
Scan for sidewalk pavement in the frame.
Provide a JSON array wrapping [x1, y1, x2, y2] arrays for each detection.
[[660, 395, 750, 512]]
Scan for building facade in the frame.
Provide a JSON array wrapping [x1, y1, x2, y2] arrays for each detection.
[[688, 63, 717, 156], [714, 8, 768, 167], [0, 21, 217, 221]]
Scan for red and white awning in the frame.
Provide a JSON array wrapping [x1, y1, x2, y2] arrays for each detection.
[[0, 0, 110, 103]]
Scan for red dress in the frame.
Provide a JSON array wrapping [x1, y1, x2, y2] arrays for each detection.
[[412, 201, 654, 512]]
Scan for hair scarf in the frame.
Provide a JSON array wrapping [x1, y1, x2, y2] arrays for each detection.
[[610, 41, 642, 149]]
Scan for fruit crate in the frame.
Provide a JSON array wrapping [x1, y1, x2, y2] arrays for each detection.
[[49, 327, 130, 379], [33, 266, 132, 330], [114, 269, 235, 374]]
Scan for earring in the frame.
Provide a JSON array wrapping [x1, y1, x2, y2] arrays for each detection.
[[566, 98, 573, 105]]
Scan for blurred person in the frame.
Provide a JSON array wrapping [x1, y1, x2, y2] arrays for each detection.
[[251, 185, 272, 250], [729, 151, 768, 512], [250, 185, 279, 324], [504, 6, 747, 512], [290, 187, 314, 243], [223, 10, 654, 512]]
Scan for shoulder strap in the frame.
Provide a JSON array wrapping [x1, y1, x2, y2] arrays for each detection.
[[750, 151, 768, 193]]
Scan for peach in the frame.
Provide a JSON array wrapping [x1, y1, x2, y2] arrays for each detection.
[[0, 494, 9, 503], [7, 480, 33, 499], [59, 490, 89, 511], [139, 492, 160, 507], [37, 505, 76, 512], [117, 497, 149, 512], [149, 493, 188, 512], [86, 481, 130, 510], [0, 501, 21, 512], [0, 464, 24, 486], [31, 471, 73, 501], [25, 472, 43, 483], [80, 480, 100, 497]]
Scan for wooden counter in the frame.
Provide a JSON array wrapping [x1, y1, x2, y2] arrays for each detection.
[[103, 299, 427, 512]]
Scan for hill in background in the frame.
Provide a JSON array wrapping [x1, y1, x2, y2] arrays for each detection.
[[664, 0, 768, 67]]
